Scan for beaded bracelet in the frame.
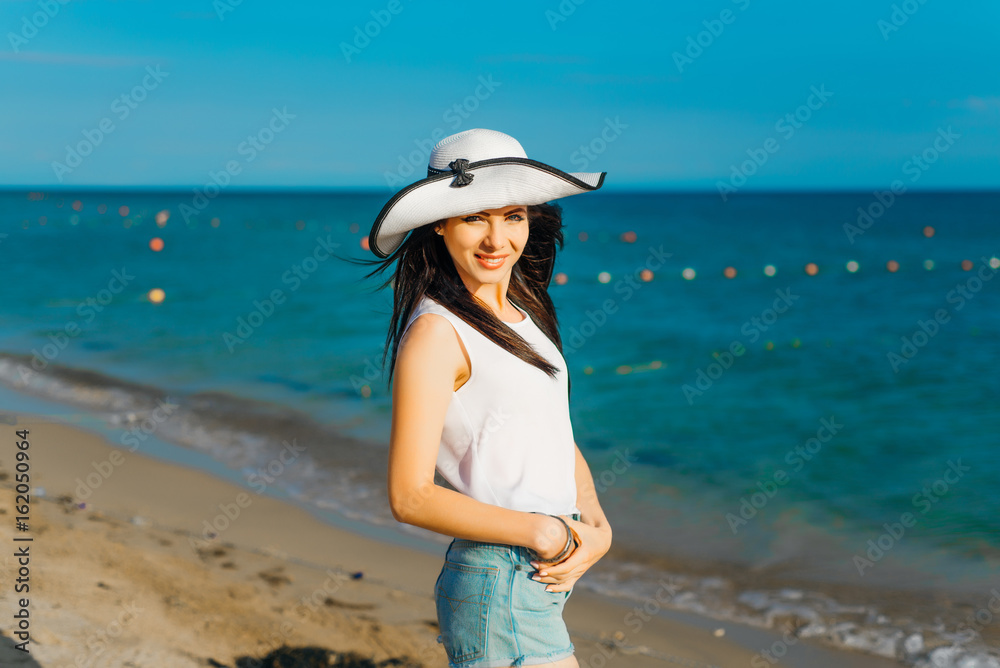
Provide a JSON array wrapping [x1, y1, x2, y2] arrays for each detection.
[[527, 512, 578, 564]]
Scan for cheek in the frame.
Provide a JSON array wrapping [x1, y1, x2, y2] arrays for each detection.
[[451, 230, 481, 250]]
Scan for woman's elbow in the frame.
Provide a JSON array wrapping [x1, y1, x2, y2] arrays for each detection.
[[389, 496, 412, 524], [388, 479, 434, 524]]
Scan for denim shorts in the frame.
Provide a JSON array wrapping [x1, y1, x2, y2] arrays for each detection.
[[434, 513, 581, 667]]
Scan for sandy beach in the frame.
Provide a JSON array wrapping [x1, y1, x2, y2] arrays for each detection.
[[0, 415, 904, 668]]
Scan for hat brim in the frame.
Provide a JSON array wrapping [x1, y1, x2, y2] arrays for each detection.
[[369, 157, 605, 258]]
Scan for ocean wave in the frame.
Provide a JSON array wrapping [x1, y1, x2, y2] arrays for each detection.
[[1, 351, 998, 667]]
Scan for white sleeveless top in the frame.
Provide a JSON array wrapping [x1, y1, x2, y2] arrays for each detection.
[[401, 294, 580, 516]]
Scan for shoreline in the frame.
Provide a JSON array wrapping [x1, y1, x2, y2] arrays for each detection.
[[0, 413, 906, 668]]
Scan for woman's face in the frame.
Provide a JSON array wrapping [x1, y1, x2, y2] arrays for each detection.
[[436, 204, 529, 288]]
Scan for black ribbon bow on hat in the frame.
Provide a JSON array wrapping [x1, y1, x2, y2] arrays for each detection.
[[448, 158, 474, 187]]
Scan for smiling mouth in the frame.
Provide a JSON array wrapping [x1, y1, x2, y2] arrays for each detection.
[[475, 253, 508, 267]]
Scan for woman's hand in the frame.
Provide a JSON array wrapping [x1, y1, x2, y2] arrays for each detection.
[[530, 515, 612, 592]]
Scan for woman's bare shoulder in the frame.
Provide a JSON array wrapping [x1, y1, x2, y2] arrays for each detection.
[[399, 312, 462, 361], [398, 312, 467, 388]]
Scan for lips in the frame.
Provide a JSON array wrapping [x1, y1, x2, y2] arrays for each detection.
[[475, 253, 508, 269]]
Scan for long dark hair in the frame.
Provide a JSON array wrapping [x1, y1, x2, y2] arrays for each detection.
[[343, 202, 568, 393]]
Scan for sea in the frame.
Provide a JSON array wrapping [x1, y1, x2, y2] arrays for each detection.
[[1, 188, 998, 667]]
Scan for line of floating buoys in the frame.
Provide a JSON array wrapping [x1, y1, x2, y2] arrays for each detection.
[[581, 341, 854, 377], [614, 360, 664, 375], [555, 257, 1000, 283], [583, 363, 663, 375]]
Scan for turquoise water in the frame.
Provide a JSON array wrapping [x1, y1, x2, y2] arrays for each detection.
[[2, 189, 999, 661]]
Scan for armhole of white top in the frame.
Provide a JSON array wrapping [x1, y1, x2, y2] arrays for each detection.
[[410, 311, 474, 394]]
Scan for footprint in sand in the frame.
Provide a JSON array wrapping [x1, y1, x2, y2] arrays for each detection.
[[257, 567, 292, 587]]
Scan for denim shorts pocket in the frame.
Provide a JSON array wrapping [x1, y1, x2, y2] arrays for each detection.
[[435, 561, 500, 664]]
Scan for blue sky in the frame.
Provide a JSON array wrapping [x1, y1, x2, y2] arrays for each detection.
[[1, 0, 998, 191]]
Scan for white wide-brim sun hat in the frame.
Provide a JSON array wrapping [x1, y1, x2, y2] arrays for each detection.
[[368, 128, 606, 258]]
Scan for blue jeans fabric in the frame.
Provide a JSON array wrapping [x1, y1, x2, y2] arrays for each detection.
[[434, 513, 581, 667]]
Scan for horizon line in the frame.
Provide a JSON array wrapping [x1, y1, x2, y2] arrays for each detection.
[[2, 185, 999, 195]]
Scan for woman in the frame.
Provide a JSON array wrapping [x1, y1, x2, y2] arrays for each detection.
[[364, 128, 612, 667]]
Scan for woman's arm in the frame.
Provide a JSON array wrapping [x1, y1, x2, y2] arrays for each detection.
[[526, 442, 613, 592], [386, 313, 567, 558], [573, 442, 612, 535]]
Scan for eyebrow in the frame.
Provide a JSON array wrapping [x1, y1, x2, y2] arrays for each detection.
[[468, 207, 527, 217]]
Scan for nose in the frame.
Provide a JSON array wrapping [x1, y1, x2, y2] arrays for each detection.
[[484, 219, 505, 250]]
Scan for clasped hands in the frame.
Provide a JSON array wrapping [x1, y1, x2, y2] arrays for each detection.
[[528, 514, 611, 593]]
